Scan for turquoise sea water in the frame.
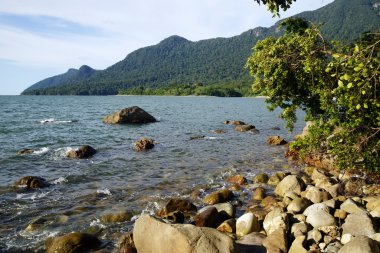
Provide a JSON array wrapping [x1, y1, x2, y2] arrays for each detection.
[[0, 95, 305, 251]]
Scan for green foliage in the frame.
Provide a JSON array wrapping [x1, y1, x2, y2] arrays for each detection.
[[247, 18, 380, 170], [254, 0, 295, 16]]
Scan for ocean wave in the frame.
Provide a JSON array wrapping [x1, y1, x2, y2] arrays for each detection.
[[53, 147, 75, 159], [33, 147, 49, 155], [39, 118, 77, 124], [16, 189, 53, 201], [96, 188, 111, 196]]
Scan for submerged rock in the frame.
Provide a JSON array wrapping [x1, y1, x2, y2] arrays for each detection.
[[133, 138, 155, 151], [227, 175, 247, 185], [203, 189, 234, 205], [103, 106, 157, 124], [101, 210, 133, 223], [133, 215, 236, 253], [46, 232, 101, 253], [253, 173, 269, 184], [67, 145, 96, 158], [16, 176, 49, 189], [17, 149, 34, 155], [235, 125, 257, 132]]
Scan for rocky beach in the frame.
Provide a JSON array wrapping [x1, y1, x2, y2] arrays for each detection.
[[8, 104, 380, 253]]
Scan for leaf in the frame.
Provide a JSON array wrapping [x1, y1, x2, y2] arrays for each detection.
[[362, 90, 366, 95], [364, 103, 368, 109], [347, 83, 353, 88], [338, 80, 344, 87], [354, 44, 360, 53], [356, 104, 361, 110]]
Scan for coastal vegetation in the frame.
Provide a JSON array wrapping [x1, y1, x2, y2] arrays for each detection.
[[246, 17, 379, 171]]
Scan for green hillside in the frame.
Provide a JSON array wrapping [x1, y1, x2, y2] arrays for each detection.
[[21, 0, 380, 96]]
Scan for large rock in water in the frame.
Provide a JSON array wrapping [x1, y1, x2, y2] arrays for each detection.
[[103, 106, 156, 124], [16, 176, 49, 189], [46, 232, 101, 253], [67, 145, 96, 158], [133, 215, 236, 253]]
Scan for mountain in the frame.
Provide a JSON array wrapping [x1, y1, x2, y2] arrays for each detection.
[[22, 0, 380, 96]]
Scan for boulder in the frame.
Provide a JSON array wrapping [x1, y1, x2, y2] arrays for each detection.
[[266, 136, 287, 146], [304, 186, 331, 203], [253, 173, 269, 184], [230, 121, 246, 125], [67, 145, 96, 158], [103, 106, 156, 124], [340, 198, 367, 214], [263, 207, 289, 235], [289, 235, 308, 253], [287, 197, 310, 214], [133, 138, 155, 151], [236, 213, 260, 236], [364, 196, 380, 211], [236, 232, 266, 253], [262, 228, 288, 253], [275, 175, 305, 197], [17, 149, 34, 155], [16, 176, 49, 189], [338, 235, 380, 253], [305, 207, 335, 228], [212, 203, 235, 220], [342, 212, 376, 237], [133, 215, 236, 253], [203, 189, 234, 205], [307, 229, 322, 243], [193, 207, 219, 228], [158, 198, 197, 217], [217, 219, 236, 234], [227, 175, 247, 185], [291, 222, 309, 238], [235, 125, 257, 132], [46, 232, 101, 253]]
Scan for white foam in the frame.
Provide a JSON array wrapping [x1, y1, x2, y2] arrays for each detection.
[[96, 188, 111, 196], [33, 147, 49, 155], [90, 218, 106, 228], [52, 177, 67, 184], [40, 118, 55, 124], [16, 190, 52, 200], [204, 136, 218, 140], [40, 118, 76, 124]]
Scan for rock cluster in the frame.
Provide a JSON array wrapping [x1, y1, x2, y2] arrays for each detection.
[[16, 176, 50, 189], [133, 138, 155, 151], [126, 167, 380, 253], [66, 145, 97, 158]]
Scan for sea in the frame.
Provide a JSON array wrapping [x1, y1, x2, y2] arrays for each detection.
[[0, 95, 306, 252]]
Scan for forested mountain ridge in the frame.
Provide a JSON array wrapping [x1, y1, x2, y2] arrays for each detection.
[[22, 0, 380, 96]]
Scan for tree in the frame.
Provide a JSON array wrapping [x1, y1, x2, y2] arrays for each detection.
[[254, 0, 296, 15], [246, 18, 380, 170]]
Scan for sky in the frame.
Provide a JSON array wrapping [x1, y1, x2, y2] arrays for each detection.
[[0, 0, 334, 95]]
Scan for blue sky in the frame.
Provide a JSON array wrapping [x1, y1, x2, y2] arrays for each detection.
[[0, 0, 333, 95]]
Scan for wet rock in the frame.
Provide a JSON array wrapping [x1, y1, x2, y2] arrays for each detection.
[[223, 120, 230, 124], [261, 196, 280, 208], [103, 106, 156, 124], [133, 215, 236, 253], [46, 232, 101, 253], [342, 212, 376, 237], [193, 207, 219, 228], [227, 175, 247, 185], [17, 148, 34, 155], [235, 125, 257, 132], [236, 213, 260, 236], [212, 203, 235, 220], [67, 145, 96, 158], [16, 176, 49, 189], [263, 207, 289, 235], [339, 235, 380, 253], [267, 136, 287, 146], [211, 129, 226, 134], [275, 175, 305, 197], [133, 138, 155, 151], [158, 198, 197, 217], [202, 189, 234, 205], [162, 211, 185, 223], [230, 120, 245, 125], [263, 228, 288, 253], [190, 135, 206, 140], [118, 232, 137, 253], [26, 215, 68, 232], [217, 219, 236, 233], [289, 235, 308, 253], [304, 186, 331, 204], [236, 232, 266, 253], [101, 211, 133, 223], [268, 172, 286, 186], [253, 173, 269, 184], [252, 187, 266, 201]]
